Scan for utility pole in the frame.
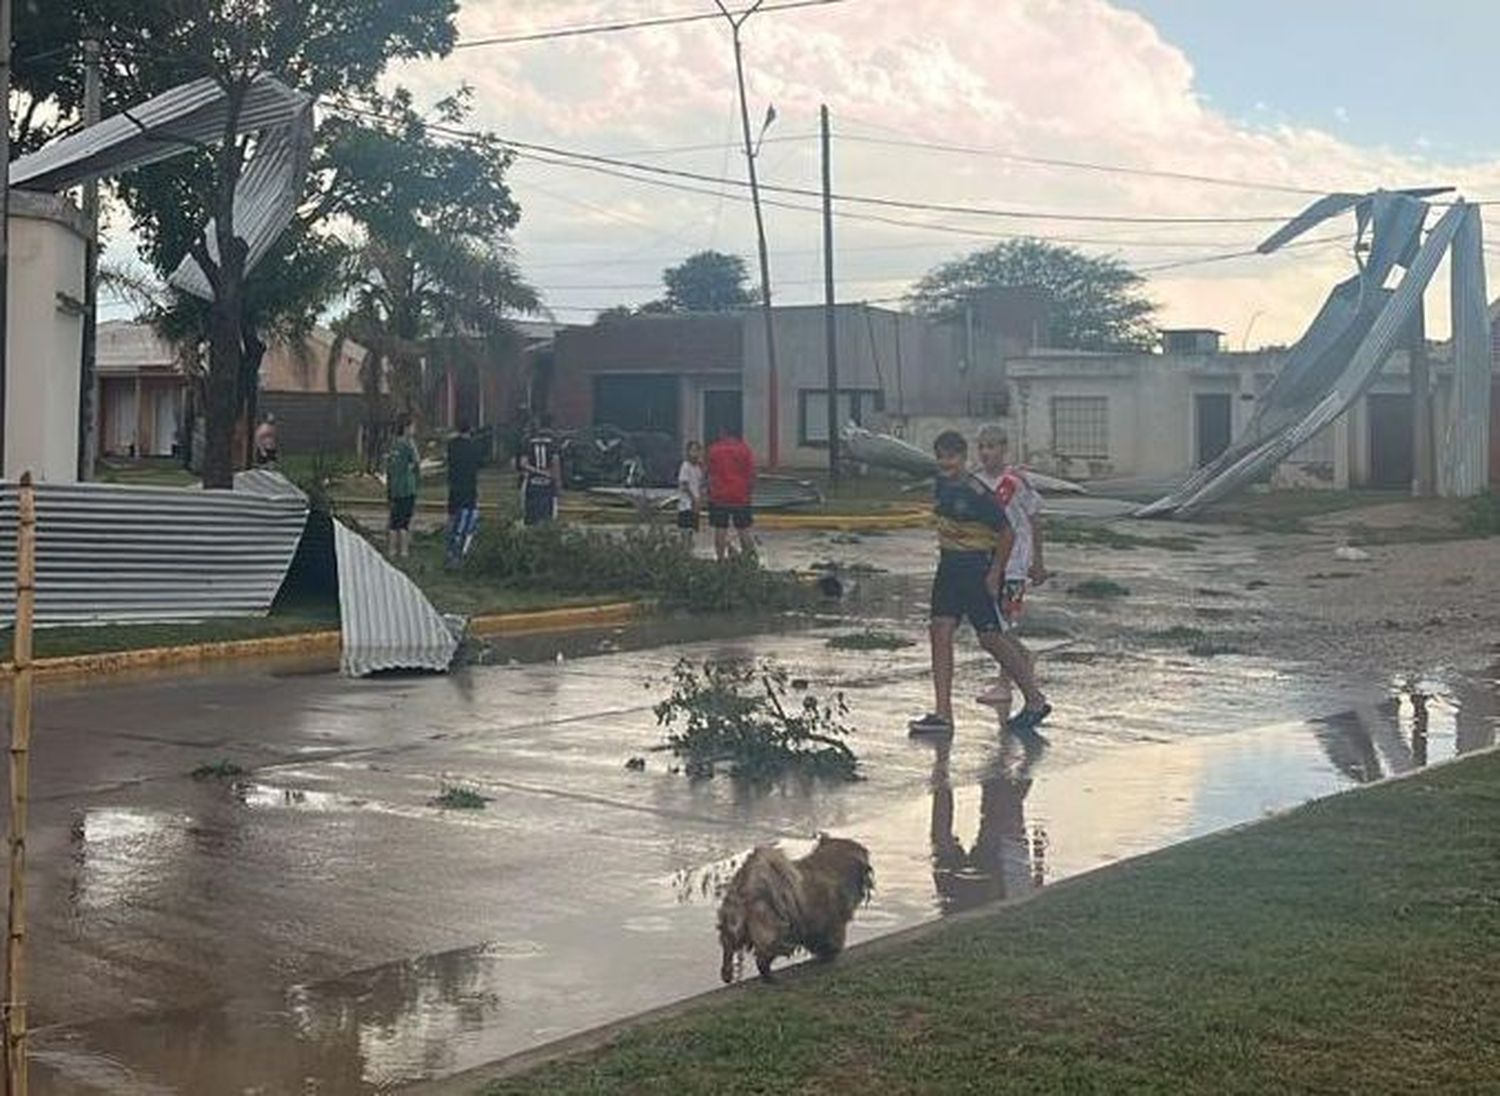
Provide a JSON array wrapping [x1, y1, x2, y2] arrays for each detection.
[[1409, 303, 1434, 497], [78, 36, 102, 482], [0, 0, 12, 479], [714, 0, 780, 467], [820, 104, 838, 481]]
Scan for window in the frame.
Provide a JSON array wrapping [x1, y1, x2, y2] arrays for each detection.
[[799, 388, 885, 446], [1051, 396, 1109, 459]]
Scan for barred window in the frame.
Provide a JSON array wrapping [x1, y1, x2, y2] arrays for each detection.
[[1051, 396, 1109, 459]]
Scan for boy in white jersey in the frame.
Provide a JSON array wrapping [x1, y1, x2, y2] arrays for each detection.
[[973, 424, 1049, 711]]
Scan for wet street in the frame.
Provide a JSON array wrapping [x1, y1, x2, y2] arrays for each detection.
[[16, 526, 1500, 1094]]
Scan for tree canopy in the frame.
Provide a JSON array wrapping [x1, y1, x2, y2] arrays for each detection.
[[909, 238, 1158, 352]]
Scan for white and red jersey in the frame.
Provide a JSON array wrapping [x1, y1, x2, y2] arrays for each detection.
[[974, 465, 1042, 580]]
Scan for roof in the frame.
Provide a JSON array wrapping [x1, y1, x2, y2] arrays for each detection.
[[96, 321, 182, 375]]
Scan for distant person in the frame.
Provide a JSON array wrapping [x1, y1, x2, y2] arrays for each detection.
[[385, 414, 420, 560], [253, 413, 277, 465], [908, 430, 1049, 737], [676, 439, 706, 545], [445, 420, 482, 566], [973, 424, 1049, 708], [519, 415, 562, 526], [705, 424, 756, 561]]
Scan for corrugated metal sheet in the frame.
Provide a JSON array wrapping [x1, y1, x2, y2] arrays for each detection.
[[10, 74, 313, 300], [1168, 200, 1465, 517], [333, 521, 459, 676], [0, 481, 308, 625], [1442, 204, 1491, 497]]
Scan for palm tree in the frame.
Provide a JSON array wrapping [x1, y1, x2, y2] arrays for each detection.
[[330, 229, 539, 467]]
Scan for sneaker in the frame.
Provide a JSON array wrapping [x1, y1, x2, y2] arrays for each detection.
[[975, 681, 1012, 707], [1007, 702, 1052, 733], [908, 712, 954, 736]]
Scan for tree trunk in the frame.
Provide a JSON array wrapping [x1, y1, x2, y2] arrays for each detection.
[[240, 325, 266, 468], [199, 83, 250, 490]]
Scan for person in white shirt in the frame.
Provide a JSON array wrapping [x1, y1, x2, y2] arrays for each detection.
[[676, 440, 705, 546], [973, 424, 1050, 712]]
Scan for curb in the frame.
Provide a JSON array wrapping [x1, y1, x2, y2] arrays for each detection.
[[8, 601, 650, 685], [6, 629, 343, 684], [468, 601, 645, 637]]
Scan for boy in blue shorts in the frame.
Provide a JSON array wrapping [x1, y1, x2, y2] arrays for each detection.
[[908, 430, 1050, 736]]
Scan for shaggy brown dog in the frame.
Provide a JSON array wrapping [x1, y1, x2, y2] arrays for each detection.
[[717, 835, 874, 983]]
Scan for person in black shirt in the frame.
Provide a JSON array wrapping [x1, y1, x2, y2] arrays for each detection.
[[445, 421, 482, 566], [518, 415, 562, 526]]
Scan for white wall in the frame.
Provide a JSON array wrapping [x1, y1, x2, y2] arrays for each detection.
[[6, 194, 87, 483]]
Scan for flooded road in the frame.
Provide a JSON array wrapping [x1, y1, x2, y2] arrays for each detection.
[[16, 527, 1500, 1094]]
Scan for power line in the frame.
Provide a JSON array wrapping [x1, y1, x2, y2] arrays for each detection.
[[829, 132, 1328, 198], [329, 103, 1302, 226], [453, 0, 849, 50]]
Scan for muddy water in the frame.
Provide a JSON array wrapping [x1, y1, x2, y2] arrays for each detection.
[[19, 526, 1500, 1094]]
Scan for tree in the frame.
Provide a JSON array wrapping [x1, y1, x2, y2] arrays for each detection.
[[327, 90, 537, 454], [660, 250, 756, 312], [909, 239, 1158, 352], [31, 0, 462, 487]]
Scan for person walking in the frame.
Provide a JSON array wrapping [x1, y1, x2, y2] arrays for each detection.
[[445, 421, 482, 566], [519, 416, 562, 526], [676, 439, 706, 546], [253, 413, 278, 466]]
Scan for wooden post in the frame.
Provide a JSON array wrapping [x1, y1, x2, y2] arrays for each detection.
[[4, 471, 35, 1096]]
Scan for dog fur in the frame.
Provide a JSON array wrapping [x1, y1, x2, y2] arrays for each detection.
[[717, 835, 874, 983]]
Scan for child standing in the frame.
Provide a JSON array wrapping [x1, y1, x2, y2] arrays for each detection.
[[908, 430, 1050, 737], [676, 440, 705, 545], [973, 424, 1049, 709]]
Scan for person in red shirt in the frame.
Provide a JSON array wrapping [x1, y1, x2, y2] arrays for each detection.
[[705, 424, 756, 560]]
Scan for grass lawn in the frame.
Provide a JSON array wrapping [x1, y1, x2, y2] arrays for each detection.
[[1193, 489, 1402, 533], [0, 600, 340, 660], [481, 751, 1500, 1095]]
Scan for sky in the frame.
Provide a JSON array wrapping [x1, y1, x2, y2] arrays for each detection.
[[123, 0, 1500, 347]]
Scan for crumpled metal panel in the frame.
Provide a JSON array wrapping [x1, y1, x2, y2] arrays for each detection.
[[1441, 204, 1490, 497], [333, 521, 459, 677], [1139, 189, 1452, 518], [1164, 201, 1467, 517], [0, 481, 308, 625], [9, 74, 313, 300]]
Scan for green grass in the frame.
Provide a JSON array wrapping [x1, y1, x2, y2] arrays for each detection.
[[0, 601, 340, 660], [1193, 489, 1399, 533], [432, 783, 490, 810], [1068, 578, 1131, 599], [481, 751, 1500, 1095], [1142, 625, 1207, 645], [190, 760, 247, 780], [1047, 519, 1200, 553], [92, 459, 197, 488], [825, 629, 916, 651]]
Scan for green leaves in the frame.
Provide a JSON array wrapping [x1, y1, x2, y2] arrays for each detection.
[[909, 237, 1158, 352]]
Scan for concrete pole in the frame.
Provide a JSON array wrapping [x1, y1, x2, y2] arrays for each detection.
[[78, 38, 102, 481], [820, 105, 838, 481], [1409, 303, 1434, 497], [716, 1, 780, 467]]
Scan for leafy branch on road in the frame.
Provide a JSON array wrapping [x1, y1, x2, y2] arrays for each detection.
[[651, 658, 860, 783]]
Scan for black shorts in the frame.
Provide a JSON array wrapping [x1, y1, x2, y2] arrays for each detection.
[[708, 504, 753, 530], [388, 495, 416, 531], [523, 483, 556, 526], [676, 509, 700, 531], [930, 551, 1001, 633]]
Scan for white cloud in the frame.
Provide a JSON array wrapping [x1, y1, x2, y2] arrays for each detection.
[[381, 0, 1500, 344]]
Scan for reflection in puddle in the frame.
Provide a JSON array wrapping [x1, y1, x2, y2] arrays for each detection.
[[69, 808, 191, 913]]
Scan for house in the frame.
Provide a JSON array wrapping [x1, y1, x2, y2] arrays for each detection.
[[96, 320, 186, 458], [551, 304, 1005, 468], [1008, 335, 1493, 491]]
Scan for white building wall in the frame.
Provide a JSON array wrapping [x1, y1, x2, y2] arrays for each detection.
[[6, 194, 87, 483]]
